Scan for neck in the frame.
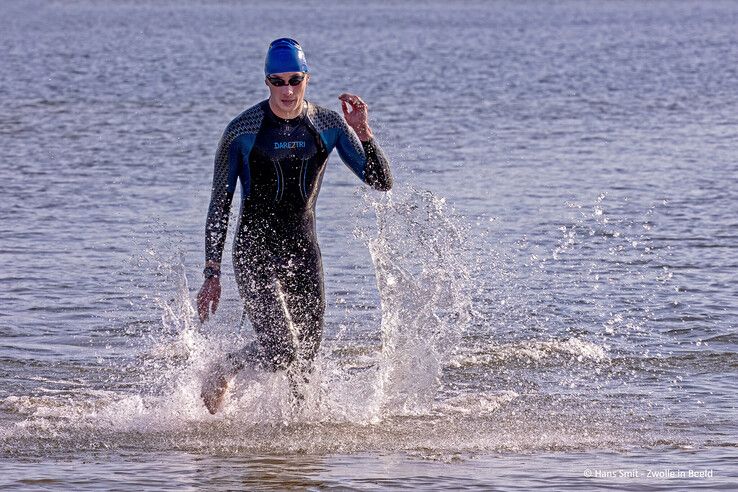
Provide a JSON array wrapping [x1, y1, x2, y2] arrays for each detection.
[[268, 98, 303, 120]]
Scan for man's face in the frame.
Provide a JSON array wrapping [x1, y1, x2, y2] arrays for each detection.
[[265, 71, 310, 117]]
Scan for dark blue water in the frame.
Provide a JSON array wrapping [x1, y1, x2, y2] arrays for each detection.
[[1, 0, 736, 489]]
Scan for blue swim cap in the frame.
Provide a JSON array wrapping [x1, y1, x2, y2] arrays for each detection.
[[264, 38, 309, 76]]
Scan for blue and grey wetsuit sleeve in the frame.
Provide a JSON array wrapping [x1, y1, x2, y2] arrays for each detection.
[[204, 104, 263, 264], [336, 123, 393, 191], [204, 136, 238, 264], [311, 105, 393, 191]]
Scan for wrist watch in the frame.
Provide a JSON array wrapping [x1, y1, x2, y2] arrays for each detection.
[[203, 266, 221, 279]]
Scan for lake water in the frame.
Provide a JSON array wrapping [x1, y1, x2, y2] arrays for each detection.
[[1, 0, 736, 489]]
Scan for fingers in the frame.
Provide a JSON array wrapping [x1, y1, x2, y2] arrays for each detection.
[[197, 291, 208, 322], [198, 300, 208, 322], [198, 279, 221, 323], [197, 283, 213, 323], [338, 93, 367, 112], [211, 295, 219, 315]]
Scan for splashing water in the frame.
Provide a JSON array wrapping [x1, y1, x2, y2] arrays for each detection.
[[364, 188, 473, 415], [0, 187, 689, 456]]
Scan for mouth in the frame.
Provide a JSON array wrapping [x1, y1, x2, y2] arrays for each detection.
[[281, 98, 297, 106]]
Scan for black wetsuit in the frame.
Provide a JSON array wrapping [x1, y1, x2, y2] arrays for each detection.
[[205, 100, 392, 378]]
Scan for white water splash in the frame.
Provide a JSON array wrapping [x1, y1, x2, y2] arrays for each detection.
[[1, 189, 667, 454], [364, 188, 473, 415], [448, 337, 609, 368]]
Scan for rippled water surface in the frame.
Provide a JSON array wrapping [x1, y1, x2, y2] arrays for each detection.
[[1, 0, 736, 489]]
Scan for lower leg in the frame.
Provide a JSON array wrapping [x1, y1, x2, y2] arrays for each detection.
[[281, 264, 326, 401]]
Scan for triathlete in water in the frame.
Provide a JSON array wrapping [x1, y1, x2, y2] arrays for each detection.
[[197, 38, 393, 414]]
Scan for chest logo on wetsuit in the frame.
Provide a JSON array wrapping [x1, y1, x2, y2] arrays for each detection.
[[274, 141, 306, 150]]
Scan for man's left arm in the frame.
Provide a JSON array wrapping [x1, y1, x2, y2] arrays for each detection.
[[359, 138, 393, 191], [336, 93, 393, 191]]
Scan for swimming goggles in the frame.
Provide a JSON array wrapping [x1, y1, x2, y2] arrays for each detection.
[[266, 74, 306, 87]]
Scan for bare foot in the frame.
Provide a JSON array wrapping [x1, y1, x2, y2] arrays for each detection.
[[201, 372, 229, 415]]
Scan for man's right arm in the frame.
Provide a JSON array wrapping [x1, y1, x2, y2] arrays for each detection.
[[204, 134, 239, 268], [203, 103, 263, 277], [198, 132, 239, 322], [199, 105, 264, 322]]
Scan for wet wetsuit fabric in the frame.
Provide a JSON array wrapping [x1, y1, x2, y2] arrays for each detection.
[[205, 100, 392, 374]]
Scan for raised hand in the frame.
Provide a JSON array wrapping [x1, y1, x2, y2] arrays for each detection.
[[338, 93, 373, 141]]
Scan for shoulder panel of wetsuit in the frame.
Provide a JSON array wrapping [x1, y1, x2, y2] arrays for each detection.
[[228, 134, 256, 196], [306, 102, 368, 182]]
